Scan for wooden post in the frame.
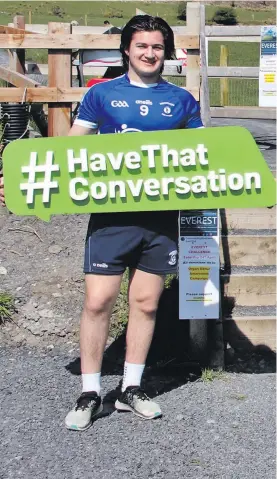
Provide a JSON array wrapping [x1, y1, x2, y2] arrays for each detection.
[[199, 4, 211, 127], [48, 22, 72, 137], [185, 3, 207, 361], [29, 10, 32, 25], [85, 14, 88, 26], [10, 15, 26, 74], [220, 45, 229, 106], [186, 2, 200, 92]]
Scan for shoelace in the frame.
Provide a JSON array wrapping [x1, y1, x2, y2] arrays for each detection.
[[127, 387, 150, 402], [75, 394, 98, 411]]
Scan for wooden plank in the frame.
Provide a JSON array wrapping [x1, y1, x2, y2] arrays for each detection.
[[18, 24, 264, 38], [0, 33, 199, 49], [205, 25, 262, 37], [224, 318, 276, 351], [209, 36, 260, 43], [220, 236, 276, 267], [0, 25, 35, 34], [200, 3, 211, 127], [220, 45, 229, 106], [208, 66, 259, 78], [12, 16, 26, 75], [0, 65, 40, 87], [24, 25, 115, 34], [222, 274, 276, 307], [0, 86, 200, 102], [186, 3, 200, 94], [211, 107, 276, 120], [20, 24, 263, 38], [48, 23, 72, 137], [28, 64, 260, 78], [223, 207, 276, 230]]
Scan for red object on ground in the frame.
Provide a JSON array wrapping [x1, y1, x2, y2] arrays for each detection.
[[86, 78, 111, 87]]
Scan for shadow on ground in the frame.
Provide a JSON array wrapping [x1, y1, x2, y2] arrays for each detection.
[[65, 277, 276, 416]]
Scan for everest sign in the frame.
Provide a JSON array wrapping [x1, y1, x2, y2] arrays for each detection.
[[2, 126, 276, 221]]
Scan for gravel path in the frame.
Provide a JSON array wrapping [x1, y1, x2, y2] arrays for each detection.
[[0, 346, 276, 479]]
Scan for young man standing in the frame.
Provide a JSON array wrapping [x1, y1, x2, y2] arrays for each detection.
[[0, 15, 203, 431]]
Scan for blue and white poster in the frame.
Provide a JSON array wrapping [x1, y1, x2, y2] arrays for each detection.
[[259, 26, 276, 107], [179, 210, 220, 320]]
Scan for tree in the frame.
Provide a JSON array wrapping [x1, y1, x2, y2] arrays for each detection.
[[212, 7, 237, 26]]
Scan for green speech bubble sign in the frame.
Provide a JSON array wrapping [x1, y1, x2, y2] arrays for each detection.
[[3, 126, 276, 221]]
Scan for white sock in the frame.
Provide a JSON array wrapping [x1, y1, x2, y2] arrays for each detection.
[[82, 373, 101, 395], [122, 362, 145, 392]]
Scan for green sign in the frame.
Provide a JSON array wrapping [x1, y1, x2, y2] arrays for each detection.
[[3, 126, 276, 221]]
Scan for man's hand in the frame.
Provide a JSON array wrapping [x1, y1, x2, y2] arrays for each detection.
[[0, 175, 5, 207]]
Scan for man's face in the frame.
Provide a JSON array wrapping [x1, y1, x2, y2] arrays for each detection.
[[125, 30, 165, 80]]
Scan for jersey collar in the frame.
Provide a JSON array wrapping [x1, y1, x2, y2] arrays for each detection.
[[125, 73, 159, 88]]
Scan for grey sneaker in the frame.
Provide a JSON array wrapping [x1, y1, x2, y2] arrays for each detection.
[[65, 391, 102, 431], [115, 386, 162, 419]]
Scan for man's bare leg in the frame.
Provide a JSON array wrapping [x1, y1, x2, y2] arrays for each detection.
[[126, 268, 165, 365], [65, 273, 122, 430], [80, 273, 122, 374], [115, 269, 165, 418]]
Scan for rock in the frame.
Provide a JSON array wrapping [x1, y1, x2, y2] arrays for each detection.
[[48, 245, 63, 254], [52, 292, 62, 298], [39, 309, 54, 319], [0, 266, 7, 275], [176, 414, 184, 421]]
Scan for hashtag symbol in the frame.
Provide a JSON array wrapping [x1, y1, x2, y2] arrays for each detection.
[[20, 151, 60, 204]]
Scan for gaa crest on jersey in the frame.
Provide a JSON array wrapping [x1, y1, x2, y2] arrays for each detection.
[[160, 102, 175, 117]]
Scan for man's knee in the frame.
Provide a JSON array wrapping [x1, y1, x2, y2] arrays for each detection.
[[84, 292, 114, 317], [130, 293, 160, 316]]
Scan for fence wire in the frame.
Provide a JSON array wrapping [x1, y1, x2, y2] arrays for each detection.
[[165, 76, 259, 107]]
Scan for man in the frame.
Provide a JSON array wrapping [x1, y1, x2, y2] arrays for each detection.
[[0, 15, 203, 431]]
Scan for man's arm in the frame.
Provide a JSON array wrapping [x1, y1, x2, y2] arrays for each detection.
[[68, 124, 98, 136]]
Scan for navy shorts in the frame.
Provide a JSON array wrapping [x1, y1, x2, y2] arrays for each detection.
[[84, 214, 178, 276]]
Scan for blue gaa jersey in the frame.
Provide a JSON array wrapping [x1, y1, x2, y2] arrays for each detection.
[[74, 74, 203, 231], [74, 73, 203, 133]]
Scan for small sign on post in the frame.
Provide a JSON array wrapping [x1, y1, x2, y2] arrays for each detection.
[[259, 26, 276, 107], [179, 209, 220, 320]]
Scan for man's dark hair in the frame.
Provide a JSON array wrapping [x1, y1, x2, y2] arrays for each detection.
[[120, 15, 175, 72]]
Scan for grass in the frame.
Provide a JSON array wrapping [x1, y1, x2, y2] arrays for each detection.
[[201, 368, 228, 382], [0, 2, 275, 26], [0, 291, 15, 324]]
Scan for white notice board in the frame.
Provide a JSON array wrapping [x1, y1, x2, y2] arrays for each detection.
[[179, 210, 220, 320]]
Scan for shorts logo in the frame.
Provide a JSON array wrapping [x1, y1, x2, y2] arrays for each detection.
[[111, 100, 129, 108], [168, 250, 177, 266], [93, 262, 109, 268]]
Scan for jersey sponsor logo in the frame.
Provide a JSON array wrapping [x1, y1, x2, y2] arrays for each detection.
[[111, 100, 129, 108], [92, 262, 109, 268], [160, 102, 175, 117], [116, 124, 142, 133], [168, 250, 178, 266], [135, 100, 153, 106]]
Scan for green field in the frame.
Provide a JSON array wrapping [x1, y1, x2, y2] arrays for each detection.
[[0, 1, 275, 26]]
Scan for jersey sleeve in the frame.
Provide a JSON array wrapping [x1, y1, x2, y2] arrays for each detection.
[[74, 87, 101, 130], [183, 92, 203, 129]]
